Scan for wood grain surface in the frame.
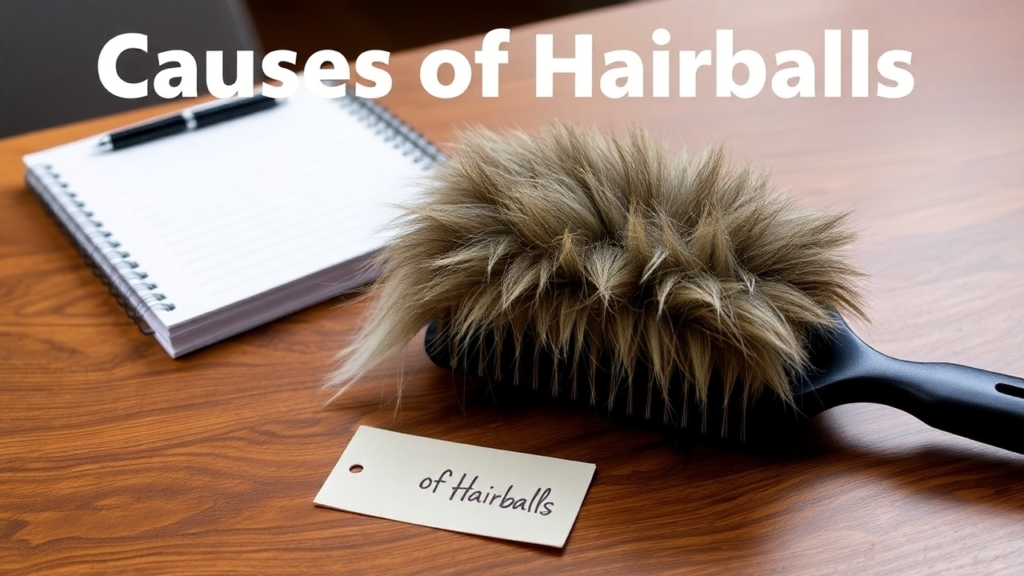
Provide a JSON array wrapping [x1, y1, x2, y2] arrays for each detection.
[[3, 1, 1024, 573]]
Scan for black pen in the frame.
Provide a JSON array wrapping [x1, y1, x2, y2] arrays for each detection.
[[97, 94, 278, 151]]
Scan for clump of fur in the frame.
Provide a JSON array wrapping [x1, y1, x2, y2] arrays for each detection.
[[330, 123, 863, 414]]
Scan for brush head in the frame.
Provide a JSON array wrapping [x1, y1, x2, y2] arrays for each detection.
[[331, 123, 863, 425], [422, 311, 858, 445]]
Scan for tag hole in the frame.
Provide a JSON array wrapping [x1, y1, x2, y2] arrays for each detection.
[[349, 464, 364, 473]]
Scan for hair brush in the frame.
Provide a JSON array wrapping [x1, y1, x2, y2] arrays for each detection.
[[331, 123, 1024, 454]]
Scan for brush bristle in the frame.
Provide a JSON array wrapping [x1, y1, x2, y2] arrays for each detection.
[[329, 123, 863, 414]]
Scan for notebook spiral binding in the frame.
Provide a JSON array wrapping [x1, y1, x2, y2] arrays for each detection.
[[26, 164, 175, 335], [340, 96, 446, 167]]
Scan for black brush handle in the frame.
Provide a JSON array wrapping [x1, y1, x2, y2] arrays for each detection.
[[823, 359, 1024, 454], [802, 323, 1024, 454]]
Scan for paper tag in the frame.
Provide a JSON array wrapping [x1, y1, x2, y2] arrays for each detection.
[[314, 426, 596, 548]]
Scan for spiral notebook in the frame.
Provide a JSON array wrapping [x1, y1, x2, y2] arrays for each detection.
[[23, 87, 441, 358]]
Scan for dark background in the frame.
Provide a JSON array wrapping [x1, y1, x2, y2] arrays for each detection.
[[247, 0, 623, 61], [0, 0, 623, 138]]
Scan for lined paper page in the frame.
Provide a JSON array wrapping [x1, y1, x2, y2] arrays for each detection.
[[24, 87, 431, 326]]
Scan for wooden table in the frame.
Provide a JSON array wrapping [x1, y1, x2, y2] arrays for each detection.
[[3, 1, 1023, 573]]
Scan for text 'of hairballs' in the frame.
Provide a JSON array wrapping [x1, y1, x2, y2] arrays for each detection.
[[420, 469, 556, 516]]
